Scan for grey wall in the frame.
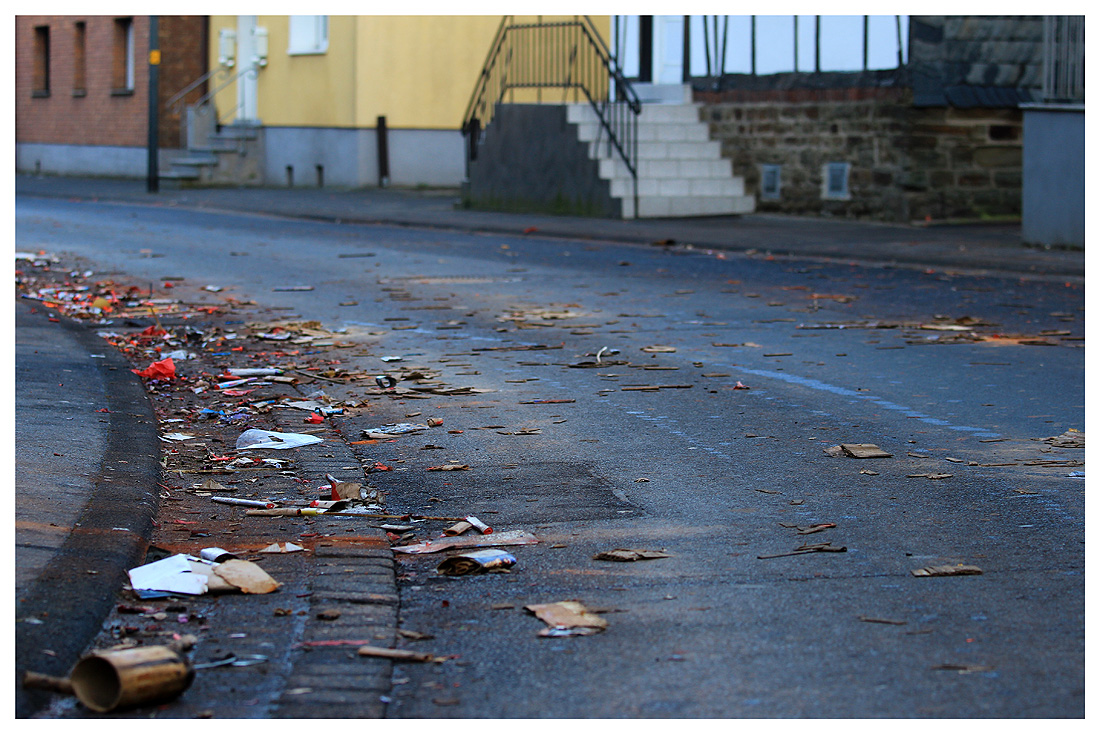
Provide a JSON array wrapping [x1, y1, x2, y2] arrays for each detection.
[[1022, 107, 1084, 247], [464, 104, 618, 217], [262, 126, 465, 188], [16, 143, 178, 178]]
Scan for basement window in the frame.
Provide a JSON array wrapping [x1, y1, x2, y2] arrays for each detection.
[[822, 162, 851, 200], [32, 25, 50, 97], [288, 16, 328, 55], [760, 164, 782, 200]]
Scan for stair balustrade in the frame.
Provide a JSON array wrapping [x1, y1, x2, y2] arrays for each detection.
[[463, 16, 642, 217]]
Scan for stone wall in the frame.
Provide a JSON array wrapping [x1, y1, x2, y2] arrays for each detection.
[[697, 85, 1025, 223]]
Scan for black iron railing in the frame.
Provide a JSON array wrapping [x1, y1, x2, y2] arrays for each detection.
[[463, 16, 641, 216]]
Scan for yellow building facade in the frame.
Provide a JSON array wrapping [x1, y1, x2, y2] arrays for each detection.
[[204, 15, 611, 188]]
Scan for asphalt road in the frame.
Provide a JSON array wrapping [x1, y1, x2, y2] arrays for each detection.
[[15, 196, 1085, 717]]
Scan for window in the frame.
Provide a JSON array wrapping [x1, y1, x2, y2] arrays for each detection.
[[72, 21, 86, 96], [288, 16, 328, 55], [760, 164, 782, 200], [822, 162, 851, 200], [112, 17, 134, 94], [32, 25, 50, 96]]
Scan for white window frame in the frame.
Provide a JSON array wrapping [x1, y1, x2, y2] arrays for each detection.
[[760, 164, 782, 200], [822, 162, 851, 200], [288, 16, 328, 55], [124, 19, 134, 89]]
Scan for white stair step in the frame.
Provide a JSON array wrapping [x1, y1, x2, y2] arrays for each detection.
[[586, 140, 722, 162], [575, 120, 711, 144], [610, 177, 745, 199], [621, 195, 756, 219], [599, 157, 732, 180], [570, 102, 702, 125]]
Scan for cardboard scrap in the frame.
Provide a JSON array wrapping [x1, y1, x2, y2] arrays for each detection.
[[259, 542, 304, 554], [525, 601, 608, 637], [592, 549, 670, 562], [911, 564, 983, 577], [826, 443, 893, 458], [212, 559, 281, 593], [393, 529, 539, 555]]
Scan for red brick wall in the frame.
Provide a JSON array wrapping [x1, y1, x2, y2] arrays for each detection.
[[16, 16, 206, 149]]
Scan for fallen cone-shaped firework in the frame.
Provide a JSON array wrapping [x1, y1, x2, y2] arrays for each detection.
[[68, 645, 194, 713], [525, 601, 608, 637], [437, 548, 516, 576]]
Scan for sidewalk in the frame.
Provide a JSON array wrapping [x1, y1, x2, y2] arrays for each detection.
[[16, 174, 1084, 280]]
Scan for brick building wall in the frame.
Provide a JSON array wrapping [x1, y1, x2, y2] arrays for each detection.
[[697, 85, 1025, 223], [16, 16, 206, 152]]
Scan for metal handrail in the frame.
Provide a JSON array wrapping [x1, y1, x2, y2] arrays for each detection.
[[166, 66, 231, 115], [188, 65, 259, 122], [462, 15, 642, 217]]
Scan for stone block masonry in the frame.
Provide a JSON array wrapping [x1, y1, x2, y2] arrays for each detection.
[[697, 85, 1026, 223]]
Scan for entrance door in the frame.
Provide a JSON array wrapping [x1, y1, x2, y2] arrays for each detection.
[[236, 16, 259, 122], [653, 15, 684, 83]]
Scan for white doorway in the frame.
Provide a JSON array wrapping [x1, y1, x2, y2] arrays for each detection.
[[236, 16, 259, 122]]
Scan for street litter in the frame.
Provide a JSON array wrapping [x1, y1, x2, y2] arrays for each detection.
[[779, 522, 837, 535], [825, 443, 893, 458], [132, 357, 175, 380], [525, 601, 608, 637], [908, 473, 953, 479], [228, 367, 283, 376], [641, 345, 676, 353], [362, 422, 428, 438], [325, 474, 364, 500], [128, 554, 209, 596], [193, 654, 269, 669], [858, 615, 907, 625], [161, 432, 195, 442], [128, 553, 280, 596], [236, 428, 323, 450], [757, 542, 847, 559], [427, 463, 469, 471], [357, 645, 447, 663], [1045, 429, 1084, 448], [931, 663, 995, 674], [911, 564, 983, 577], [393, 529, 539, 555], [36, 644, 195, 713], [437, 548, 517, 576], [260, 542, 304, 554], [211, 496, 275, 509], [199, 548, 237, 563], [213, 559, 281, 593], [592, 549, 670, 562]]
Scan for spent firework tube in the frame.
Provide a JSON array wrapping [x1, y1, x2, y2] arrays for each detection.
[[465, 516, 493, 534], [211, 496, 276, 509]]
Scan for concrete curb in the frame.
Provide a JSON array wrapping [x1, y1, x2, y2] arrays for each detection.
[[15, 314, 162, 718]]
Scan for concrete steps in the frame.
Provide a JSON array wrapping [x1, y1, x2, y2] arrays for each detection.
[[567, 93, 754, 219], [163, 121, 263, 186]]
